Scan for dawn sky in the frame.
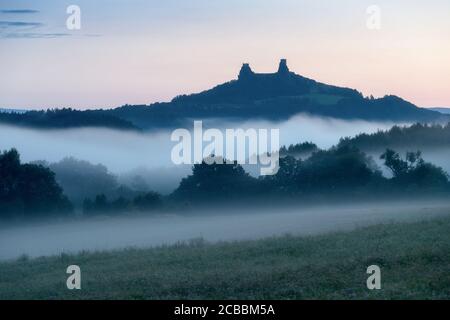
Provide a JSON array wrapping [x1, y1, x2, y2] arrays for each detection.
[[0, 0, 449, 109]]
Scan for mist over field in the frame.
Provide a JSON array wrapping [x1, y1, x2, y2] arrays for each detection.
[[0, 114, 398, 169], [0, 114, 398, 192], [1, 200, 449, 261], [2, 0, 450, 301], [2, 115, 450, 262]]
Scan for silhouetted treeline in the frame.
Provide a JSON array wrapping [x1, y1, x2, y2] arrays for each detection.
[[338, 123, 450, 151], [33, 157, 152, 206], [107, 95, 444, 130], [0, 149, 72, 218], [171, 146, 450, 203], [279, 142, 319, 157], [380, 149, 449, 190], [171, 157, 258, 202], [2, 146, 450, 220], [83, 192, 162, 215], [35, 158, 119, 205], [0, 108, 139, 130], [263, 146, 383, 196]]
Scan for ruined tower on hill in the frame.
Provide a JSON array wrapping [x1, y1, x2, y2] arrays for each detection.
[[238, 59, 291, 80], [238, 63, 254, 80], [277, 58, 289, 74]]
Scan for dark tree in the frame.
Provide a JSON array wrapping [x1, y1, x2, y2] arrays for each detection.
[[0, 149, 72, 218], [48, 157, 119, 205], [380, 149, 409, 177], [381, 149, 449, 190], [172, 157, 258, 201], [133, 192, 162, 211]]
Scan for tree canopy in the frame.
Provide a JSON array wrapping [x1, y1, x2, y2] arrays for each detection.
[[0, 149, 72, 218]]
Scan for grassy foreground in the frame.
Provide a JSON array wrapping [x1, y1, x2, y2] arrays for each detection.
[[1, 215, 450, 300]]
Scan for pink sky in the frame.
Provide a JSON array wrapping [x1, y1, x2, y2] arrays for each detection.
[[1, 0, 449, 109]]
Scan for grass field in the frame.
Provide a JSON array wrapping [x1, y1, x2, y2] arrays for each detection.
[[1, 214, 449, 300]]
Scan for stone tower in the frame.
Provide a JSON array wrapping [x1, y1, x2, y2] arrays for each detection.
[[277, 59, 289, 74], [238, 63, 254, 80]]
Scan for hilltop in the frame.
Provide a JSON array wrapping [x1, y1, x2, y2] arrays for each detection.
[[0, 60, 446, 130], [107, 59, 445, 129]]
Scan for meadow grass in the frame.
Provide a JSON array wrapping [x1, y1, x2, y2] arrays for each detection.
[[1, 214, 449, 300]]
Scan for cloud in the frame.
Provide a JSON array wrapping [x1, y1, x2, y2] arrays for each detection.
[[0, 21, 43, 28], [0, 14, 100, 39], [1, 32, 71, 39], [0, 9, 39, 14], [0, 20, 70, 39], [0, 21, 44, 37]]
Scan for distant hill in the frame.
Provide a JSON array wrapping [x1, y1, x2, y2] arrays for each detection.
[[107, 59, 446, 129], [338, 122, 450, 151], [0, 108, 27, 114], [0, 108, 139, 131], [0, 59, 446, 130], [429, 107, 450, 115]]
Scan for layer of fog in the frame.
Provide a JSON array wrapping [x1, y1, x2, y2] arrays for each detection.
[[0, 114, 397, 193], [1, 200, 449, 261]]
